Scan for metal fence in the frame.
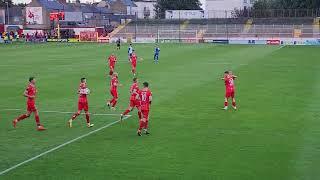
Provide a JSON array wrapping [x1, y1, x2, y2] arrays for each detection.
[[114, 23, 320, 40], [133, 9, 320, 19]]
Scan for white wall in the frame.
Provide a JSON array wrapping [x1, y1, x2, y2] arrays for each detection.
[[131, 1, 157, 19]]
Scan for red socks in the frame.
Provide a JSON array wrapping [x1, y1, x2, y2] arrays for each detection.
[[35, 115, 40, 126], [123, 109, 131, 116], [232, 102, 236, 107], [85, 113, 90, 124], [144, 120, 149, 129], [17, 114, 29, 121], [139, 120, 145, 130], [138, 111, 142, 119], [112, 100, 117, 107], [224, 101, 228, 107], [72, 113, 80, 120], [110, 98, 117, 107]]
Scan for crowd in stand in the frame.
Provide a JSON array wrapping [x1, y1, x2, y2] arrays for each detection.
[[0, 31, 49, 43]]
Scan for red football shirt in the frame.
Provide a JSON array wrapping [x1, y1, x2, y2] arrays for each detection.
[[110, 77, 118, 91], [224, 75, 235, 91], [140, 88, 152, 111], [108, 55, 117, 67], [26, 83, 37, 102], [130, 82, 140, 101], [131, 53, 137, 66], [78, 82, 87, 102]]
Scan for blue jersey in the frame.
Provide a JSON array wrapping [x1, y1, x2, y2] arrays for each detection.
[[155, 47, 160, 55]]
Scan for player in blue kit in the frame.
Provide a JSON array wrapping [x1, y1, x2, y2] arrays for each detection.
[[154, 45, 160, 63]]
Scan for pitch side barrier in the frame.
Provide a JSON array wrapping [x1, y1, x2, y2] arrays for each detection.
[[109, 37, 320, 46]]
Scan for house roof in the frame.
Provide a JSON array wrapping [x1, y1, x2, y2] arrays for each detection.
[[38, 0, 64, 10], [80, 4, 111, 13], [106, 0, 137, 7]]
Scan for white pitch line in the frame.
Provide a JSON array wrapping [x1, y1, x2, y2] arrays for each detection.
[[0, 109, 120, 116], [0, 115, 131, 176]]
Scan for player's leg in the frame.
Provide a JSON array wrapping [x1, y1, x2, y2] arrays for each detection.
[[111, 91, 118, 110], [68, 102, 82, 127], [223, 97, 229, 110], [12, 111, 31, 128], [83, 102, 93, 127], [143, 110, 150, 134], [68, 110, 81, 128], [34, 109, 46, 131], [107, 90, 114, 108], [231, 92, 237, 110], [109, 68, 113, 76], [120, 103, 133, 121], [137, 117, 145, 136]]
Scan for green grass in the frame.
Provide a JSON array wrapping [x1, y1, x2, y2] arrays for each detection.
[[0, 43, 320, 180]]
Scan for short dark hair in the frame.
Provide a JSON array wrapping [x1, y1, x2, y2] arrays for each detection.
[[143, 82, 149, 87], [224, 71, 229, 74], [133, 77, 137, 82], [81, 78, 86, 82], [29, 77, 35, 82], [130, 43, 132, 46]]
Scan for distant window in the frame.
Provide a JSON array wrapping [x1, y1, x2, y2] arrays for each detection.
[[244, 0, 247, 3]]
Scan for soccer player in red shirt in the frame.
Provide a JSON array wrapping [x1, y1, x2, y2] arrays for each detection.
[[120, 77, 142, 121], [108, 53, 117, 76], [107, 73, 120, 110], [137, 82, 152, 136], [68, 78, 94, 128], [222, 71, 238, 110], [130, 51, 137, 76], [12, 77, 46, 131]]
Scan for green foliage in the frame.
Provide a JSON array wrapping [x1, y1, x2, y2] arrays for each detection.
[[253, 0, 320, 9]]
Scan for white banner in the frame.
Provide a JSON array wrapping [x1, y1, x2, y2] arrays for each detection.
[[26, 7, 43, 25], [165, 10, 208, 19]]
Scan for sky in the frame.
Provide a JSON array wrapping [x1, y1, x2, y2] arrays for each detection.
[[13, 0, 206, 9]]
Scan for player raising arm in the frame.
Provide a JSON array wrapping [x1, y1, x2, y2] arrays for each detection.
[[107, 73, 120, 110], [12, 77, 46, 131], [120, 77, 141, 121], [108, 53, 117, 77], [222, 71, 238, 110], [68, 78, 94, 128], [137, 82, 152, 136]]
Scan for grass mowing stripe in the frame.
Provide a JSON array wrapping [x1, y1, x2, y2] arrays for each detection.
[[0, 109, 121, 116], [0, 115, 131, 176]]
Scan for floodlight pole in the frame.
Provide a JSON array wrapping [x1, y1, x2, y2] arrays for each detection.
[[6, 1, 9, 25]]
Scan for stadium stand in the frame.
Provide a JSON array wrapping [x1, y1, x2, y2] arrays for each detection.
[[112, 17, 319, 40]]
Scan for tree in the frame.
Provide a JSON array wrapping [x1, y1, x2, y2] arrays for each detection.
[[154, 0, 202, 19]]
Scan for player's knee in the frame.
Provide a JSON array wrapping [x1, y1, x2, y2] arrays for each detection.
[[25, 114, 31, 118]]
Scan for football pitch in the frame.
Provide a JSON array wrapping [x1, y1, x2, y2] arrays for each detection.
[[0, 43, 320, 179]]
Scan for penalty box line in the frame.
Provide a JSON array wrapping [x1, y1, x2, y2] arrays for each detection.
[[0, 114, 132, 176], [0, 109, 121, 116]]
